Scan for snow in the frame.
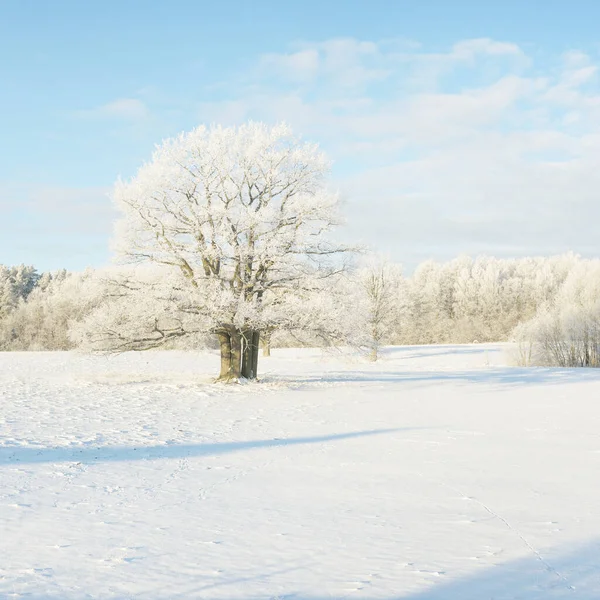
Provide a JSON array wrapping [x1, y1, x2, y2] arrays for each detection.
[[2, 344, 600, 599]]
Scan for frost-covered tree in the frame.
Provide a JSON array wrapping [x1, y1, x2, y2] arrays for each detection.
[[353, 256, 403, 360], [513, 259, 600, 367], [401, 260, 450, 344], [0, 264, 40, 319], [0, 268, 103, 351], [83, 122, 349, 380]]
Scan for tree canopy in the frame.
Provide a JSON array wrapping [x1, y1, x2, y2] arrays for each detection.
[[84, 122, 350, 379]]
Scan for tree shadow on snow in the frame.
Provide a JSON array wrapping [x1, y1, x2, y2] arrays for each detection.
[[159, 538, 600, 600], [287, 366, 600, 388], [394, 538, 600, 599], [0, 428, 408, 466], [380, 344, 502, 360], [8, 539, 600, 599]]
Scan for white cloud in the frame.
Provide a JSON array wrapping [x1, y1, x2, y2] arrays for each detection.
[[256, 37, 525, 92], [260, 49, 320, 82], [450, 38, 524, 60], [0, 183, 116, 269], [198, 37, 600, 264], [258, 38, 391, 88], [562, 50, 593, 68], [337, 126, 600, 266], [75, 98, 149, 120], [20, 37, 595, 269], [0, 183, 115, 234]]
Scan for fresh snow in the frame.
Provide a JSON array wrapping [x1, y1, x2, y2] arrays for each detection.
[[1, 344, 600, 599]]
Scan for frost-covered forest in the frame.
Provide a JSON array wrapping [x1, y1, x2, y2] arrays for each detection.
[[2, 252, 600, 367], [2, 123, 599, 371]]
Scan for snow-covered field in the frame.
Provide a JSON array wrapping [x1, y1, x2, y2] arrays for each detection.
[[2, 344, 600, 599]]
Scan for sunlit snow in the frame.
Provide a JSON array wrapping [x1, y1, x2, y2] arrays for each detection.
[[2, 345, 600, 598]]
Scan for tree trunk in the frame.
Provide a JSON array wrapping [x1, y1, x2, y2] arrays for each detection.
[[241, 330, 251, 379], [216, 327, 242, 381], [229, 329, 242, 380], [241, 329, 260, 379], [370, 327, 380, 361], [262, 331, 271, 357], [251, 330, 260, 377], [217, 331, 232, 380]]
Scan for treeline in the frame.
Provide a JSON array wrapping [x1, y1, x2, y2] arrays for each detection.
[[1, 253, 598, 366], [0, 267, 100, 351], [392, 254, 575, 345]]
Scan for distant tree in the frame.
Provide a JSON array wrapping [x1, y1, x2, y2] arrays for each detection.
[[0, 264, 40, 319], [81, 122, 350, 380], [354, 256, 403, 361]]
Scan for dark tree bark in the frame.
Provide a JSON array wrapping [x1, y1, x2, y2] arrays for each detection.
[[241, 330, 251, 379], [251, 330, 260, 378], [230, 328, 242, 380], [241, 329, 260, 379], [216, 327, 242, 381]]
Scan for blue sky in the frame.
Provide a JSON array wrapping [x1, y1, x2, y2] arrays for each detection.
[[2, 0, 600, 272]]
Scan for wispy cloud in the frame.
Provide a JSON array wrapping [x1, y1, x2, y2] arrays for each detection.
[[196, 37, 600, 264], [260, 48, 320, 82], [0, 183, 116, 270], [450, 37, 524, 59], [19, 38, 598, 269], [74, 98, 149, 120], [258, 38, 395, 88], [1, 183, 115, 233]]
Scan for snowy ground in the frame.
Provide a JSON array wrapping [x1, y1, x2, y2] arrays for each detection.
[[2, 344, 600, 599]]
